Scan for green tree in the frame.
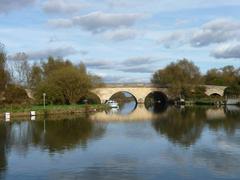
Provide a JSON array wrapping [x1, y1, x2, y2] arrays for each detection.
[[224, 85, 240, 98], [35, 63, 92, 104], [205, 66, 239, 86], [29, 64, 42, 89], [193, 86, 206, 99], [41, 56, 73, 78], [152, 59, 202, 98]]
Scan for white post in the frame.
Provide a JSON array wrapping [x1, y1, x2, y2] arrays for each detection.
[[5, 112, 10, 122], [30, 111, 36, 121], [43, 93, 46, 109]]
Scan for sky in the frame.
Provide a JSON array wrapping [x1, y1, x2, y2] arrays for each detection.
[[0, 0, 240, 83]]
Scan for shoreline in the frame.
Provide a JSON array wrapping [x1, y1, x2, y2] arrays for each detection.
[[0, 104, 107, 119]]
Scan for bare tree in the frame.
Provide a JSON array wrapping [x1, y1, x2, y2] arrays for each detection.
[[9, 52, 31, 87], [0, 43, 10, 92]]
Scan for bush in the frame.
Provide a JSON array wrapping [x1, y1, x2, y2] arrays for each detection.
[[4, 84, 29, 104]]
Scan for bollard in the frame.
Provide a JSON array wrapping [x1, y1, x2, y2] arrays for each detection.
[[5, 112, 10, 122], [30, 111, 36, 116], [30, 111, 36, 121]]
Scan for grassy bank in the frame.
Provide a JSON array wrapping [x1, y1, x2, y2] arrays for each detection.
[[0, 104, 107, 118], [182, 97, 225, 106]]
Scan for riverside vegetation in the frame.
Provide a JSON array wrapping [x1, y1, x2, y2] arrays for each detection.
[[1, 43, 240, 116]]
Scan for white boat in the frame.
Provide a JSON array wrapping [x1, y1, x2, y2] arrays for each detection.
[[106, 100, 119, 108]]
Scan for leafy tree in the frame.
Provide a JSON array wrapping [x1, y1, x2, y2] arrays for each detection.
[[35, 62, 92, 104], [224, 85, 240, 98], [205, 66, 239, 86], [29, 64, 43, 89], [41, 56, 72, 78], [152, 59, 202, 97], [193, 86, 206, 99]]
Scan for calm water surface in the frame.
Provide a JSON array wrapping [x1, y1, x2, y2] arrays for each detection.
[[1, 104, 240, 180]]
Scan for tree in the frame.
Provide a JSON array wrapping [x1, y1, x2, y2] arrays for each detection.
[[9, 52, 31, 87], [4, 84, 29, 104], [41, 56, 72, 78], [152, 59, 202, 97], [29, 64, 42, 89], [193, 86, 206, 99], [0, 43, 10, 92], [35, 60, 93, 104], [89, 74, 104, 88], [205, 66, 239, 86], [224, 85, 240, 98]]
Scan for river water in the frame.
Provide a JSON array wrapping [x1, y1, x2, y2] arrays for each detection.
[[1, 103, 240, 180]]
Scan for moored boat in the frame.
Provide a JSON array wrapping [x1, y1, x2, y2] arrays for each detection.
[[106, 100, 119, 108]]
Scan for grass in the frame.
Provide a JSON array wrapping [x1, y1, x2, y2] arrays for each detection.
[[0, 104, 106, 113], [190, 97, 225, 105]]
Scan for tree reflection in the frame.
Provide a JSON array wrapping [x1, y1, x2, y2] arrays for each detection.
[[152, 107, 206, 147], [1, 116, 106, 154], [206, 107, 240, 135], [31, 117, 106, 152], [153, 106, 240, 147], [0, 123, 8, 179]]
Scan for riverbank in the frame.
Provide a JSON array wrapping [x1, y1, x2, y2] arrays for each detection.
[[0, 104, 107, 118], [179, 98, 239, 106]]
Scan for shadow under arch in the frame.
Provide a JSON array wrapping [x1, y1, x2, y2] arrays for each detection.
[[109, 91, 138, 115], [144, 91, 168, 113], [210, 93, 222, 98], [78, 92, 101, 104]]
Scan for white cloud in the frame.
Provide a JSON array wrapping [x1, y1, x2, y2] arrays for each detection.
[[123, 57, 158, 66], [190, 19, 240, 47], [43, 0, 88, 14], [84, 60, 114, 69], [158, 31, 189, 48], [160, 19, 240, 48], [211, 43, 240, 59], [26, 46, 78, 60], [158, 18, 240, 59], [104, 28, 139, 41], [84, 56, 161, 74], [48, 11, 143, 33], [48, 18, 73, 27], [0, 0, 35, 13]]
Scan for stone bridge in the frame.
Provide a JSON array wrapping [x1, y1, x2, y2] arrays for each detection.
[[91, 83, 227, 104]]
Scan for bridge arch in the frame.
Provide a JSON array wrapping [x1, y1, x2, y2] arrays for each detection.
[[109, 91, 138, 104], [78, 92, 101, 104], [144, 91, 168, 113], [209, 93, 222, 98]]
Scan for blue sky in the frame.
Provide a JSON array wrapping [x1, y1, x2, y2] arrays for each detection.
[[0, 0, 240, 83]]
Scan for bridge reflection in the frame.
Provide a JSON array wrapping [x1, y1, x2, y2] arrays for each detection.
[[91, 103, 240, 123]]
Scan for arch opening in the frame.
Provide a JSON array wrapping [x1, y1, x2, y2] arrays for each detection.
[[144, 91, 168, 113], [78, 92, 101, 104], [210, 93, 222, 99], [108, 91, 138, 115]]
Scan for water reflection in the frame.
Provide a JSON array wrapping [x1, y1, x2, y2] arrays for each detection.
[[6, 116, 106, 153], [0, 105, 240, 179], [0, 116, 106, 178], [152, 106, 240, 147], [105, 101, 137, 115], [0, 123, 8, 179], [152, 107, 206, 147]]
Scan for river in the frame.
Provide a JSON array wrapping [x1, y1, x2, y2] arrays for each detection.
[[0, 103, 240, 179]]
